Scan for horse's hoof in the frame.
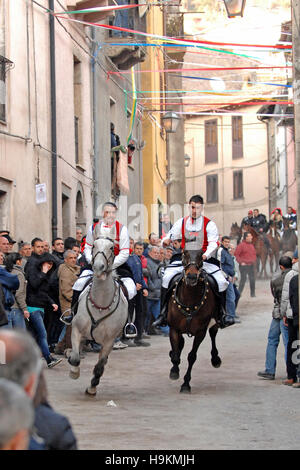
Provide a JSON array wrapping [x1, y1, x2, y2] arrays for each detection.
[[69, 369, 80, 380], [212, 357, 222, 368], [180, 384, 191, 394], [169, 371, 180, 380], [85, 387, 97, 397]]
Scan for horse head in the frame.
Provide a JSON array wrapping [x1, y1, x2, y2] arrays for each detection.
[[92, 236, 115, 280], [230, 222, 242, 241], [182, 249, 203, 287]]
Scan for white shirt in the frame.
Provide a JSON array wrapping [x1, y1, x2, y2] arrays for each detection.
[[84, 221, 130, 269], [162, 215, 219, 259]]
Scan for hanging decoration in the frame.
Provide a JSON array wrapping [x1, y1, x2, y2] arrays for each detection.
[[54, 15, 292, 51], [127, 67, 137, 164]]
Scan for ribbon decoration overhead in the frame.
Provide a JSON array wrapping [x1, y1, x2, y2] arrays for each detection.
[[152, 110, 294, 117], [175, 75, 292, 88], [54, 15, 292, 51], [141, 101, 293, 108], [53, 4, 155, 15], [107, 65, 292, 78]]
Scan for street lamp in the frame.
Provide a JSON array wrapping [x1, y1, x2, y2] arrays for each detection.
[[184, 154, 191, 167], [161, 111, 181, 134], [223, 0, 246, 18]]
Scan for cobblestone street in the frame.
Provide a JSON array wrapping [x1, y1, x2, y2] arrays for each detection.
[[45, 278, 300, 450]]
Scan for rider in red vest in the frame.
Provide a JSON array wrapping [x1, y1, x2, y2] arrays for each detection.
[[153, 194, 232, 329], [61, 202, 136, 325]]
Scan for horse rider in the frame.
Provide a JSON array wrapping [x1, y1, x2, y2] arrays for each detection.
[[285, 206, 297, 230], [252, 208, 268, 233], [269, 208, 283, 238], [241, 209, 254, 229], [153, 194, 233, 329], [61, 201, 136, 324], [251, 208, 271, 252]]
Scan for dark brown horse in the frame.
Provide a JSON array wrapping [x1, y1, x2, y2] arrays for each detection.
[[281, 217, 297, 254], [243, 224, 268, 278], [267, 220, 281, 273], [167, 249, 221, 394]]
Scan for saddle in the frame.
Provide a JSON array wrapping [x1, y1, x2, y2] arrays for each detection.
[[165, 271, 220, 308], [116, 278, 129, 301]]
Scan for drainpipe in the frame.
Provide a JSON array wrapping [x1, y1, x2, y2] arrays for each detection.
[[91, 27, 99, 217], [49, 0, 57, 239]]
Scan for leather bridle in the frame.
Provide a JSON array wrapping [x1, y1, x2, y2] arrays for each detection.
[[92, 236, 115, 273]]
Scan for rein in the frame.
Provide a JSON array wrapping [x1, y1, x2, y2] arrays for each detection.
[[86, 236, 120, 342], [172, 270, 210, 337], [86, 281, 121, 343]]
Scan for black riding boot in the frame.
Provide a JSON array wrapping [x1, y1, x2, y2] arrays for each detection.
[[60, 290, 81, 325], [218, 291, 235, 329], [152, 287, 168, 328]]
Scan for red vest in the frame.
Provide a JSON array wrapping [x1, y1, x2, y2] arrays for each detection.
[[181, 216, 210, 252], [93, 220, 122, 256]]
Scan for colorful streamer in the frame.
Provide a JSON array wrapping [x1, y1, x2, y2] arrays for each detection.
[[127, 67, 137, 144], [54, 15, 292, 51], [142, 101, 293, 108], [54, 4, 152, 15], [107, 65, 292, 78]]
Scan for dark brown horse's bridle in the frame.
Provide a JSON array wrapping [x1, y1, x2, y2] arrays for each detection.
[[172, 271, 210, 337]]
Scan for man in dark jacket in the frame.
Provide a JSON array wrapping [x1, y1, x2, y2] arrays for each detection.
[[252, 208, 271, 252], [252, 209, 268, 233], [0, 265, 19, 326], [257, 256, 292, 380], [24, 238, 45, 277], [144, 245, 168, 335], [127, 242, 149, 346], [217, 236, 240, 326], [26, 253, 62, 368], [289, 272, 299, 387], [241, 210, 254, 228], [51, 238, 65, 266]]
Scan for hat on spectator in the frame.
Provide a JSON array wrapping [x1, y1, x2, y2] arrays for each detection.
[[3, 234, 16, 244], [248, 210, 253, 215]]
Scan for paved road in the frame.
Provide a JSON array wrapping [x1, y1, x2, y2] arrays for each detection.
[[45, 278, 300, 450]]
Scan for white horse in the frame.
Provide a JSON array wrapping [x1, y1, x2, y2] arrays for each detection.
[[68, 234, 128, 396]]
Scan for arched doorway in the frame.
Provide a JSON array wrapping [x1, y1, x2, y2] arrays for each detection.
[[75, 185, 86, 233]]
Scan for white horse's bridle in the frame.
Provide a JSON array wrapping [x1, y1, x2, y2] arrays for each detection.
[[92, 236, 115, 273]]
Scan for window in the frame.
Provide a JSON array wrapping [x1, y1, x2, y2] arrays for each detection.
[[205, 119, 218, 163], [206, 174, 218, 203], [232, 116, 243, 159], [233, 170, 243, 199]]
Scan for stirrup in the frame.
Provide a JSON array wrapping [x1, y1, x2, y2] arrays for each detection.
[[60, 309, 74, 326], [124, 322, 137, 338]]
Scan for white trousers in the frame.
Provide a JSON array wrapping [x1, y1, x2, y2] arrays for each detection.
[[73, 270, 137, 300], [162, 261, 229, 292]]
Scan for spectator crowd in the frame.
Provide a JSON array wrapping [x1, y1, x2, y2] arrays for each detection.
[[0, 212, 299, 450]]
